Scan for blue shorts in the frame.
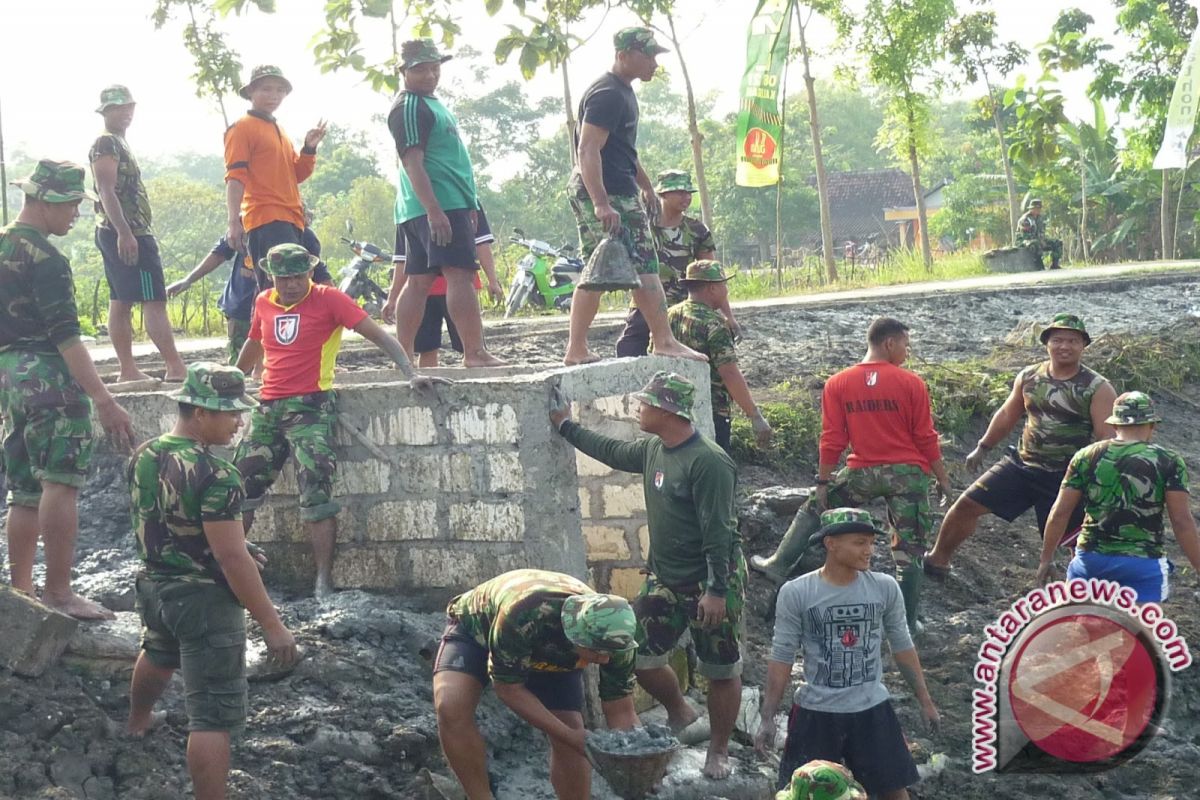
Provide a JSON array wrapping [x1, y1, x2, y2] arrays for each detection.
[[1067, 549, 1172, 603]]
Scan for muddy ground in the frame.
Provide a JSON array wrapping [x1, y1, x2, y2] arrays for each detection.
[[3, 271, 1200, 799]]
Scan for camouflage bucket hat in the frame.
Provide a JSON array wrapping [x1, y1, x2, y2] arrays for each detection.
[[10, 160, 97, 204], [1106, 391, 1162, 426], [680, 259, 732, 283], [809, 508, 887, 547], [173, 362, 258, 412], [654, 169, 695, 194], [1028, 198, 1043, 208], [614, 26, 669, 55], [1039, 312, 1091, 346], [400, 38, 452, 71], [95, 84, 135, 113], [777, 760, 867, 800], [561, 594, 638, 653], [632, 371, 695, 421], [260, 243, 319, 277], [239, 65, 293, 100]]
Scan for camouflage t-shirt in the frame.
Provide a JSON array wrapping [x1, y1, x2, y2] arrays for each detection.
[[667, 299, 738, 417], [1016, 210, 1045, 246], [1018, 361, 1107, 471], [0, 222, 83, 353], [129, 434, 245, 585], [1065, 440, 1189, 558], [447, 569, 636, 702], [89, 133, 153, 235], [652, 214, 715, 304]]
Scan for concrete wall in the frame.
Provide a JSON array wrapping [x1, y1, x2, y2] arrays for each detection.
[[106, 355, 711, 598]]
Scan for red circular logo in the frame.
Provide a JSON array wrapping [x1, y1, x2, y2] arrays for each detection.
[[743, 128, 777, 168], [1007, 613, 1158, 763]]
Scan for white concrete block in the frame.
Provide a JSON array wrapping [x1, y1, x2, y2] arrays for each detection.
[[446, 403, 518, 444], [584, 525, 631, 561], [487, 452, 523, 492], [449, 501, 525, 541], [409, 549, 523, 588], [578, 487, 592, 519], [365, 501, 440, 541], [576, 452, 613, 477], [440, 452, 479, 493], [592, 394, 634, 419], [367, 406, 438, 446], [334, 460, 390, 495], [602, 482, 645, 518]]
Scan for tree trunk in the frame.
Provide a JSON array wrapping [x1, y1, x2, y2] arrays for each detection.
[[1161, 169, 1174, 260], [562, 56, 577, 167], [978, 63, 1018, 245], [665, 13, 713, 228], [1080, 160, 1090, 262], [905, 107, 933, 269], [796, 15, 837, 282]]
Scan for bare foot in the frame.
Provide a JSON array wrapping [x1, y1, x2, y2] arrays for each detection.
[[116, 371, 153, 383], [667, 703, 700, 733], [703, 749, 732, 780], [126, 710, 168, 739], [650, 341, 708, 362], [42, 592, 116, 621], [314, 574, 335, 602], [463, 350, 507, 368], [162, 371, 188, 383], [563, 349, 602, 366]]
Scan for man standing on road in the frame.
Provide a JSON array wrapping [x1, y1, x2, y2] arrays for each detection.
[[234, 244, 440, 598], [616, 169, 735, 356], [1036, 392, 1200, 602], [551, 372, 743, 780], [564, 28, 705, 367], [1, 160, 136, 620], [387, 39, 504, 368], [750, 318, 950, 635], [665, 260, 771, 452], [1016, 199, 1062, 270], [433, 569, 639, 799], [125, 362, 298, 800], [755, 508, 939, 800], [90, 85, 188, 383], [924, 313, 1116, 578]]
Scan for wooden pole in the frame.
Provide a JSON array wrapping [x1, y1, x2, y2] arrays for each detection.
[[0, 96, 8, 225], [775, 32, 789, 292]]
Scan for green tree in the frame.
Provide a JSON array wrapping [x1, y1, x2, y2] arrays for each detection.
[[310, 175, 398, 263], [302, 124, 383, 202]]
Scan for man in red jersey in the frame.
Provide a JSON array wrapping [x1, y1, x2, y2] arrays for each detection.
[[750, 318, 950, 634], [234, 244, 441, 598]]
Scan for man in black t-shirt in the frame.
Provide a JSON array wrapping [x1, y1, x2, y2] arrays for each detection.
[[564, 27, 705, 367]]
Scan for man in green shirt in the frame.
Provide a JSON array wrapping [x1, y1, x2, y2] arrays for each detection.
[[551, 371, 743, 780], [0, 160, 135, 620]]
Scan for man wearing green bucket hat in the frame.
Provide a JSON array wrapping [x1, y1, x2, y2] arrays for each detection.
[[433, 569, 640, 799], [0, 159, 136, 620], [1037, 391, 1200, 602], [124, 362, 298, 798], [775, 760, 866, 800], [1016, 198, 1062, 270], [551, 371, 744, 780], [756, 508, 938, 800]]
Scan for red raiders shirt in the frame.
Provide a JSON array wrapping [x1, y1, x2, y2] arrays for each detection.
[[819, 362, 942, 472], [249, 284, 369, 400]]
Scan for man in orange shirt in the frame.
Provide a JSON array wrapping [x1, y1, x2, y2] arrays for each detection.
[[750, 318, 951, 634], [224, 65, 327, 291], [234, 244, 441, 599]]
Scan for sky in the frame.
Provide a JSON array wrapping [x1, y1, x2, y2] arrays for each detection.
[[1, 0, 1121, 176]]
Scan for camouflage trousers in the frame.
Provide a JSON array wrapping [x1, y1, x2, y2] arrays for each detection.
[[234, 392, 339, 522], [632, 550, 746, 679], [1020, 237, 1062, 266], [568, 174, 660, 276], [226, 317, 251, 366], [0, 350, 94, 507], [822, 464, 932, 561]]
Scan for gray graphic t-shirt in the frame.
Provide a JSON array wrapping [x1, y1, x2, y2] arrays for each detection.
[[770, 570, 913, 713]]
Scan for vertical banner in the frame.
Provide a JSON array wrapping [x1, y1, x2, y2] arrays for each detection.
[[735, 0, 795, 187], [1153, 14, 1200, 169]]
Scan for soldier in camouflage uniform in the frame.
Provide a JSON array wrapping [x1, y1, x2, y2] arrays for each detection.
[[433, 568, 639, 799], [125, 362, 298, 799], [1016, 198, 1062, 270], [89, 84, 188, 383], [1037, 392, 1200, 602], [551, 371, 743, 780], [665, 259, 771, 451], [926, 313, 1117, 578], [0, 160, 135, 620]]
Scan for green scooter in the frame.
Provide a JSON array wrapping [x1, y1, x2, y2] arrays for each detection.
[[503, 228, 583, 317]]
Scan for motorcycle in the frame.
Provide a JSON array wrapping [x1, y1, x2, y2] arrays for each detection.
[[338, 223, 392, 318], [504, 228, 584, 318]]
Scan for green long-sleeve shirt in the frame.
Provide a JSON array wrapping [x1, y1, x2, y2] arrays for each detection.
[[561, 421, 739, 595]]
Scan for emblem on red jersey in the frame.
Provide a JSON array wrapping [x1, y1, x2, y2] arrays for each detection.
[[865, 370, 878, 387], [654, 470, 665, 489], [274, 314, 301, 345]]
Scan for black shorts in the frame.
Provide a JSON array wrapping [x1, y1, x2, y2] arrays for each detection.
[[779, 701, 919, 796], [401, 210, 479, 275], [964, 448, 1085, 535], [415, 295, 462, 355], [432, 621, 584, 712], [713, 414, 732, 453], [616, 308, 651, 358], [96, 227, 166, 302], [247, 220, 331, 289]]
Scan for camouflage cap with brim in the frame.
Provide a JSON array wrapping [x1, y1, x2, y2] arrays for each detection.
[[1106, 391, 1162, 426], [239, 65, 293, 100], [654, 169, 695, 194], [260, 243, 320, 277], [174, 362, 258, 412], [400, 38, 453, 71], [1028, 198, 1043, 208], [778, 760, 867, 800], [10, 160, 97, 204], [631, 371, 695, 421], [614, 26, 669, 55], [1039, 312, 1091, 346], [809, 508, 887, 547], [561, 594, 638, 653], [95, 84, 135, 114], [680, 259, 733, 283]]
